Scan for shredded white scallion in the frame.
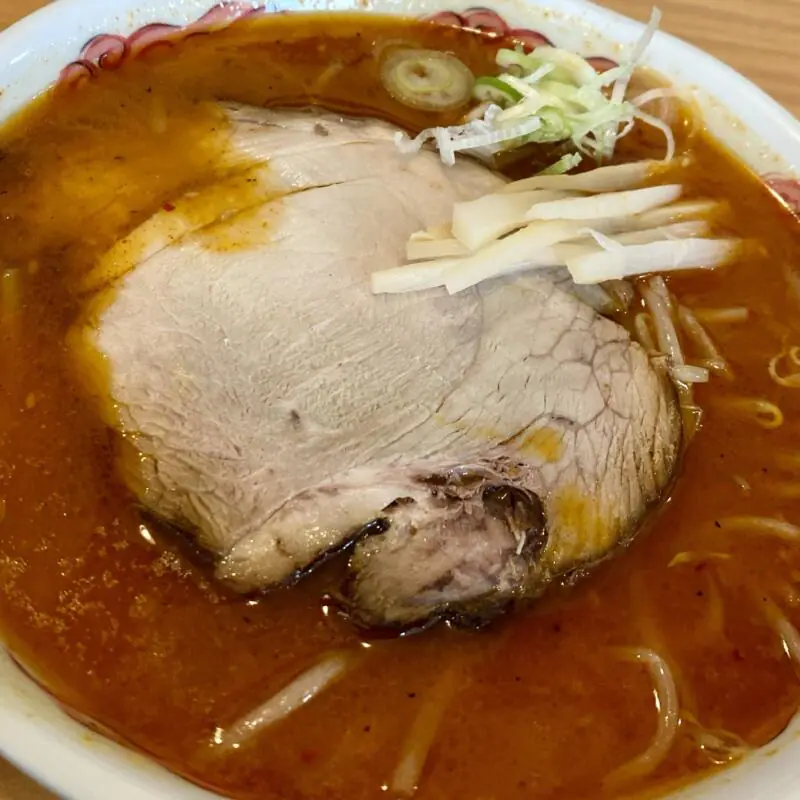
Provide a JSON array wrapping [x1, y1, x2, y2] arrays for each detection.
[[394, 111, 543, 166], [599, 7, 663, 159], [633, 108, 676, 161], [611, 8, 663, 111], [633, 87, 680, 109], [396, 7, 671, 168]]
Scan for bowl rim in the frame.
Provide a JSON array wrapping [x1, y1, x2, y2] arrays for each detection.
[[0, 1, 799, 799]]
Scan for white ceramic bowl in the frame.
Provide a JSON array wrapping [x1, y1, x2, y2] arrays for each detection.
[[1, 1, 799, 798]]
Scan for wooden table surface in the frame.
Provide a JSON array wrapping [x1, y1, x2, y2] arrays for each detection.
[[0, 0, 798, 797]]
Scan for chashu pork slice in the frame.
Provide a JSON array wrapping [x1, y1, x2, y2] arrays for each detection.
[[75, 103, 682, 630]]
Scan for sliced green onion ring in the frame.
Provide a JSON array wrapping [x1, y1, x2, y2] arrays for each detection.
[[381, 49, 475, 112]]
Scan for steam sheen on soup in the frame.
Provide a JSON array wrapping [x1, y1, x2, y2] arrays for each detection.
[[0, 11, 799, 800]]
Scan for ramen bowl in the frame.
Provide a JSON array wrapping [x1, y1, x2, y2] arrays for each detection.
[[0, 1, 799, 799]]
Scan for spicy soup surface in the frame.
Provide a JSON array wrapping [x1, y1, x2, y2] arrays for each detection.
[[0, 12, 799, 800]]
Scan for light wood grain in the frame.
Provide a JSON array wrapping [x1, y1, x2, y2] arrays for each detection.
[[603, 0, 800, 116], [0, 0, 798, 797]]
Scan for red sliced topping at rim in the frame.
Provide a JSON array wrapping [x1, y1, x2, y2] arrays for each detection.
[[507, 28, 552, 51], [424, 10, 467, 27], [81, 35, 128, 69], [127, 24, 184, 58], [460, 7, 509, 34], [57, 2, 618, 92], [195, 1, 261, 26], [586, 56, 619, 73], [58, 60, 97, 88]]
